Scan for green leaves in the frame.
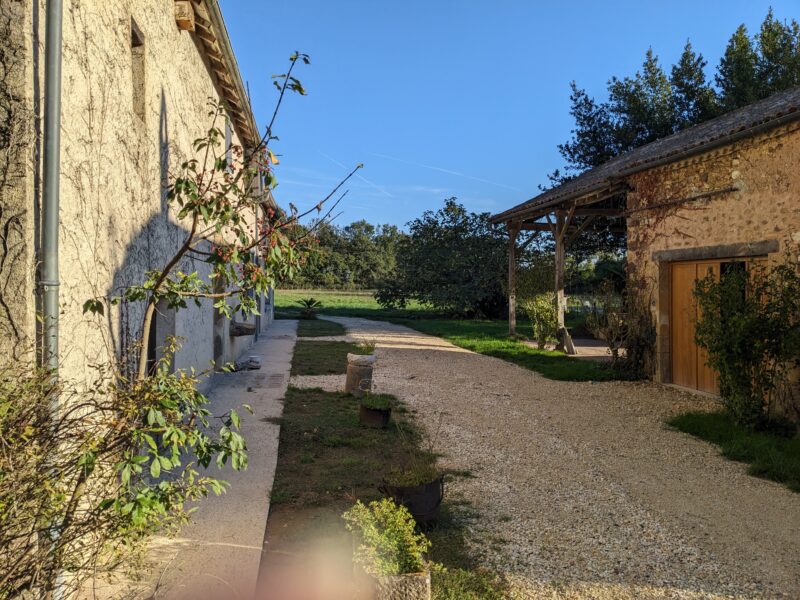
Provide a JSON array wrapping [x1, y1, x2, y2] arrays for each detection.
[[343, 499, 431, 577], [694, 253, 800, 429], [82, 298, 104, 316]]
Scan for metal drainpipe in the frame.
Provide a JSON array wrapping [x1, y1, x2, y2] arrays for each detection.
[[40, 1, 65, 597], [41, 0, 63, 376]]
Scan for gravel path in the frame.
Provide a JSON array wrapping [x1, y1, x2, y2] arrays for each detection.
[[293, 316, 800, 599]]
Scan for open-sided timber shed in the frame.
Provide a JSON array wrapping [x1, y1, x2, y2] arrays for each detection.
[[491, 86, 800, 399]]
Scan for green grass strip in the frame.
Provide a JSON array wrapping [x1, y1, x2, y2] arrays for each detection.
[[296, 318, 347, 338], [668, 410, 800, 492], [290, 340, 365, 376], [394, 319, 616, 382]]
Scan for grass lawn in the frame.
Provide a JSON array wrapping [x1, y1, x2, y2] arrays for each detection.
[[295, 318, 346, 337], [276, 288, 434, 320], [278, 289, 616, 382], [268, 386, 508, 598], [290, 340, 367, 376], [401, 319, 616, 382], [668, 411, 800, 492]]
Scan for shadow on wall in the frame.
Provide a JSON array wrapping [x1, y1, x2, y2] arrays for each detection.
[[107, 90, 247, 381]]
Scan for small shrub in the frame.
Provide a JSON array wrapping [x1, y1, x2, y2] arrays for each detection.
[[361, 393, 392, 410], [342, 498, 431, 576], [297, 297, 322, 319], [385, 461, 440, 487], [352, 341, 376, 355], [0, 348, 248, 597], [521, 293, 557, 348], [694, 253, 800, 429], [588, 280, 655, 379]]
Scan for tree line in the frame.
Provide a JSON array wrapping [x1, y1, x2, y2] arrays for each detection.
[[287, 220, 404, 289], [553, 8, 800, 182], [289, 9, 800, 319]]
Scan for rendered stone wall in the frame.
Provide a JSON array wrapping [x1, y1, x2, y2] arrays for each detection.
[[0, 1, 36, 360], [4, 0, 265, 384]]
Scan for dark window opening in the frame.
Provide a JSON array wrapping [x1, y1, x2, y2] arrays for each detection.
[[146, 309, 157, 375], [131, 19, 146, 123]]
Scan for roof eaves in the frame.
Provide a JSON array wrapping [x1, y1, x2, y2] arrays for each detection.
[[491, 88, 800, 225], [197, 0, 259, 148]]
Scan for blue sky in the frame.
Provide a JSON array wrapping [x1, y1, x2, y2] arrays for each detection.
[[219, 0, 796, 228]]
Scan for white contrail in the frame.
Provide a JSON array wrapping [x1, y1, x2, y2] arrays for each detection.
[[369, 152, 522, 192], [318, 151, 394, 198]]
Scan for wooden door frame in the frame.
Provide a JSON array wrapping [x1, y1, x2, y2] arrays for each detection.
[[652, 239, 779, 385]]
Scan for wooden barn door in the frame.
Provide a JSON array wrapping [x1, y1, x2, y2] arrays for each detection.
[[670, 261, 719, 394]]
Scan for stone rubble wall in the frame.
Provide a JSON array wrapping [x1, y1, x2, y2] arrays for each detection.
[[626, 122, 800, 416]]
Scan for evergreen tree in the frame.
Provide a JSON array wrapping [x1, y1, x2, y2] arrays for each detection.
[[607, 49, 675, 149], [671, 41, 719, 129], [548, 9, 799, 262], [554, 82, 619, 179], [716, 24, 762, 110], [755, 8, 800, 95]]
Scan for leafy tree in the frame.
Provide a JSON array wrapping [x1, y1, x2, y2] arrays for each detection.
[[292, 219, 404, 289], [2, 52, 361, 597], [376, 198, 507, 318]]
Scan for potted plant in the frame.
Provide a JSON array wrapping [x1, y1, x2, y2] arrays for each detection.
[[342, 499, 432, 600], [380, 458, 444, 528], [359, 393, 393, 429], [345, 342, 376, 396]]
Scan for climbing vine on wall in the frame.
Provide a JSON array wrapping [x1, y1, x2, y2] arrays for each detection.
[[0, 6, 32, 353]]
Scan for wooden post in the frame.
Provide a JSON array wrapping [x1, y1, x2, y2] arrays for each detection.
[[508, 222, 520, 337], [553, 210, 577, 355]]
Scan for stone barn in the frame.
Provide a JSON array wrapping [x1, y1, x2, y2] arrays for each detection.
[[491, 86, 800, 400]]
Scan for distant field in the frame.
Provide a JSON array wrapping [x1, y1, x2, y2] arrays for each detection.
[[274, 288, 431, 319], [274, 288, 615, 382]]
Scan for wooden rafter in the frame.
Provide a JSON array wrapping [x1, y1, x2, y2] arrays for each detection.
[[566, 215, 597, 245], [186, 1, 256, 147]]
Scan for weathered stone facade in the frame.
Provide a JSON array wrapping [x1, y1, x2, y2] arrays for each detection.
[[0, 1, 37, 359], [626, 122, 800, 407], [0, 0, 272, 385]]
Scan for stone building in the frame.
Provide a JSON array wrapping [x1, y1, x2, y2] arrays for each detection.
[[0, 0, 273, 384], [491, 86, 800, 406]]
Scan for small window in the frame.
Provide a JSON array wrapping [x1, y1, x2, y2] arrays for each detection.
[[131, 19, 146, 123], [224, 117, 233, 169]]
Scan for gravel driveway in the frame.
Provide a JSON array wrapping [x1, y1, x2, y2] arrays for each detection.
[[295, 316, 800, 599]]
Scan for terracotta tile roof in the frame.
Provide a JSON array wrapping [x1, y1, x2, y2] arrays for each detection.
[[491, 85, 800, 223]]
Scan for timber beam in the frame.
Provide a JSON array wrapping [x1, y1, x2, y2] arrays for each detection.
[[518, 221, 625, 234]]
